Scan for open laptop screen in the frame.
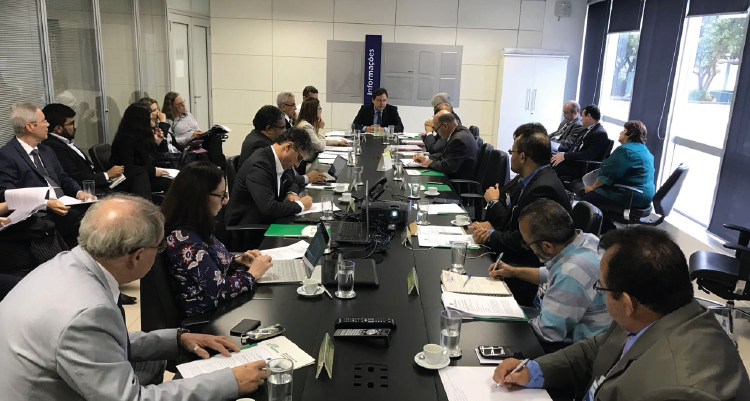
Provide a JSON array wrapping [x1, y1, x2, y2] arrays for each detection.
[[302, 223, 328, 271], [329, 155, 347, 178]]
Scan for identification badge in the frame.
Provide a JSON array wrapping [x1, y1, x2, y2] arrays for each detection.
[[583, 375, 606, 401]]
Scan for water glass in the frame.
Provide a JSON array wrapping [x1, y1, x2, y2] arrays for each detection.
[[267, 358, 294, 401], [417, 199, 430, 226], [82, 180, 95, 201], [347, 149, 356, 166], [381, 127, 389, 144], [353, 166, 364, 186], [388, 124, 395, 136], [408, 177, 421, 199], [350, 123, 357, 136], [335, 260, 356, 299], [323, 222, 332, 253], [450, 241, 468, 274], [393, 159, 404, 181], [321, 195, 334, 221], [440, 310, 462, 358]]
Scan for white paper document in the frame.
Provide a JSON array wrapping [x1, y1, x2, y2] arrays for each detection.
[[324, 146, 352, 152], [441, 292, 526, 320], [401, 158, 423, 168], [413, 203, 466, 215], [260, 240, 309, 260], [177, 336, 315, 379], [395, 144, 422, 151], [417, 234, 478, 249], [401, 139, 424, 146], [161, 168, 180, 179], [441, 270, 511, 296], [58, 196, 97, 206], [415, 225, 465, 235], [319, 151, 349, 159], [396, 151, 420, 157], [325, 130, 349, 137], [0, 188, 49, 231], [438, 366, 551, 401], [296, 202, 341, 216]]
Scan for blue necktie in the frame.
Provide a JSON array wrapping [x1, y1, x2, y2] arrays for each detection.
[[376, 111, 382, 126]]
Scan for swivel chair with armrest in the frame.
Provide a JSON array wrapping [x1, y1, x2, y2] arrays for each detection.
[[226, 155, 239, 195], [562, 139, 615, 194], [571, 201, 603, 236], [689, 224, 750, 340]]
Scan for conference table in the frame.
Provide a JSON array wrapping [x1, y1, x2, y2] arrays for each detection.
[[203, 135, 561, 401]]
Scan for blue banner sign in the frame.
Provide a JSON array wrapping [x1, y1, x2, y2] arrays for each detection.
[[363, 35, 382, 105]]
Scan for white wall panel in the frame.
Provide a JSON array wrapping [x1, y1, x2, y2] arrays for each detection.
[[391, 105, 433, 132], [272, 56, 327, 93], [273, 0, 334, 22], [333, 23, 395, 42], [273, 21, 333, 58], [211, 19, 273, 55], [457, 0, 521, 30], [394, 26, 456, 46], [396, 0, 458, 28], [517, 30, 543, 48], [453, 100, 497, 144], [220, 123, 254, 156], [212, 54, 273, 91], [459, 64, 498, 101], [210, 0, 272, 19], [520, 0, 546, 31], [334, 0, 397, 25], [456, 28, 517, 65], [541, 0, 587, 101], [329, 102, 363, 131], [212, 89, 274, 125]]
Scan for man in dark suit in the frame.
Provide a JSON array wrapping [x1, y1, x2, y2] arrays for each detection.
[[276, 92, 296, 129], [226, 128, 314, 248], [41, 103, 124, 191], [494, 227, 750, 400], [551, 104, 610, 180], [0, 103, 91, 245], [412, 110, 477, 180], [421, 102, 460, 156], [352, 87, 404, 133], [470, 129, 571, 306], [549, 100, 582, 151]]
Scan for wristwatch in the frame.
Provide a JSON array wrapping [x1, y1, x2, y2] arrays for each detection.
[[176, 327, 190, 344]]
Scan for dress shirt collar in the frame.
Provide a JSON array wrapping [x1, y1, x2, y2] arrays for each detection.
[[519, 164, 549, 191], [270, 145, 285, 176], [95, 261, 121, 304], [17, 136, 37, 156], [48, 132, 74, 146], [622, 322, 654, 357], [544, 229, 585, 270]]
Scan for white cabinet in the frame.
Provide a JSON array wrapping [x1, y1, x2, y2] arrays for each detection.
[[495, 49, 568, 153]]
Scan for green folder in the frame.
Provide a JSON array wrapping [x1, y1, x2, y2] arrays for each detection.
[[420, 170, 445, 177], [264, 224, 305, 237], [424, 183, 451, 192]]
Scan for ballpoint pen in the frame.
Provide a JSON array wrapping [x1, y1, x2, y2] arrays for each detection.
[[462, 274, 472, 288], [491, 252, 505, 271], [320, 285, 333, 299], [495, 358, 530, 387]]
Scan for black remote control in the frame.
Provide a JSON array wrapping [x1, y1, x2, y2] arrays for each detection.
[[334, 328, 393, 345], [335, 317, 397, 330]]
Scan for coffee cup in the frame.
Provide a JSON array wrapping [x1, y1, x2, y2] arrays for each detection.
[[335, 183, 348, 192], [426, 186, 439, 195], [340, 192, 352, 202], [423, 344, 446, 365], [455, 215, 470, 225], [302, 278, 319, 295]]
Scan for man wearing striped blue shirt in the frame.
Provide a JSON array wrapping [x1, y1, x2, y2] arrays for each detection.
[[490, 199, 611, 343]]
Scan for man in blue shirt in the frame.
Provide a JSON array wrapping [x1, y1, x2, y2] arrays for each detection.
[[352, 88, 404, 133], [492, 226, 750, 401]]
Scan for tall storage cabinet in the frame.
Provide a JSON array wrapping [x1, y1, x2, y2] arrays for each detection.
[[494, 49, 568, 153]]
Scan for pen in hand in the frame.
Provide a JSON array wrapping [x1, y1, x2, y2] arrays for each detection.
[[492, 252, 505, 271], [495, 358, 530, 388]]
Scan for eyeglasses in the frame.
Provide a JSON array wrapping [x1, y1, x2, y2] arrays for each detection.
[[507, 149, 523, 155], [32, 119, 49, 126], [273, 124, 286, 130], [317, 107, 323, 111], [209, 191, 229, 201], [593, 279, 618, 295], [283, 102, 296, 108], [291, 145, 304, 163], [521, 239, 546, 250], [128, 237, 167, 254]]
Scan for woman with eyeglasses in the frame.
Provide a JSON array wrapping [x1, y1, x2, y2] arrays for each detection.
[[161, 161, 273, 318], [162, 92, 226, 169], [295, 97, 347, 163]]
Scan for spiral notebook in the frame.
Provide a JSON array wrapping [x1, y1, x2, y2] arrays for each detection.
[[440, 271, 511, 296]]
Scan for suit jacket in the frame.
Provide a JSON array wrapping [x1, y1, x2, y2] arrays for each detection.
[[238, 129, 273, 169], [42, 134, 109, 187], [550, 116, 582, 149], [352, 103, 404, 133], [0, 246, 238, 400], [536, 300, 750, 400], [0, 137, 81, 202], [428, 125, 478, 180], [559, 122, 609, 162], [225, 146, 302, 227], [423, 133, 447, 155]]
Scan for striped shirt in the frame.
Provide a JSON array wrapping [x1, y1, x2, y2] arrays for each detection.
[[530, 231, 612, 343]]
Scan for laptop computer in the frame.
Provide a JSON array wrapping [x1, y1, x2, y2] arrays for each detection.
[[257, 223, 329, 284], [333, 180, 370, 244], [311, 155, 347, 182]]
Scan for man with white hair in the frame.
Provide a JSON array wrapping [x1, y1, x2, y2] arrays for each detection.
[[549, 100, 582, 151], [277, 92, 297, 129], [0, 194, 268, 400]]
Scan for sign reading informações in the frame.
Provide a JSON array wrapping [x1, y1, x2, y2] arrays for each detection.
[[363, 35, 382, 105]]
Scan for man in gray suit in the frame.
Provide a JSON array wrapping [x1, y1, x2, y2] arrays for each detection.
[[0, 194, 267, 400], [549, 100, 582, 151], [493, 226, 750, 401]]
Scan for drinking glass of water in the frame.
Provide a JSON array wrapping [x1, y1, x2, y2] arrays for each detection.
[[353, 166, 364, 186], [417, 199, 430, 226], [335, 260, 356, 299], [321, 195, 334, 221], [449, 241, 468, 274], [409, 177, 421, 199], [267, 358, 294, 401], [393, 159, 404, 181], [440, 309, 462, 358]]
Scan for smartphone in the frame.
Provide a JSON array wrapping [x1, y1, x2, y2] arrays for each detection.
[[229, 319, 261, 336], [478, 345, 523, 359]]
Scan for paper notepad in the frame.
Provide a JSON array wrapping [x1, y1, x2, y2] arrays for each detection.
[[439, 367, 551, 401], [441, 271, 511, 296], [441, 292, 526, 320]]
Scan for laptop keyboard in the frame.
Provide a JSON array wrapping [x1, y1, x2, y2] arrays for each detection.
[[337, 222, 368, 242]]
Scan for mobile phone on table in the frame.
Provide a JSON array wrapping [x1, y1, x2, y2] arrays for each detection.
[[230, 319, 261, 336], [478, 345, 523, 359]]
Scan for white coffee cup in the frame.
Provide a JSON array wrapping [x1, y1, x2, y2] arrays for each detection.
[[426, 187, 439, 195], [423, 344, 446, 365], [302, 278, 319, 294], [455, 215, 470, 225], [340, 192, 352, 202], [335, 183, 348, 192]]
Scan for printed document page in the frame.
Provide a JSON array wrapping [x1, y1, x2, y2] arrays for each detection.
[[438, 366, 551, 401]]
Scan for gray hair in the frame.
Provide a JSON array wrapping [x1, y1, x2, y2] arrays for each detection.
[[276, 92, 294, 107], [518, 199, 575, 245], [436, 110, 456, 124], [430, 93, 452, 108], [78, 194, 165, 259], [564, 100, 580, 114], [10, 102, 38, 135]]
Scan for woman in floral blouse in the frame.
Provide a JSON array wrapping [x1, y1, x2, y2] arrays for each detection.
[[161, 161, 272, 317]]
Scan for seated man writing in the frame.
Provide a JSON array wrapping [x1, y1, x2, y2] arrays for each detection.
[[412, 110, 478, 180], [489, 199, 611, 344]]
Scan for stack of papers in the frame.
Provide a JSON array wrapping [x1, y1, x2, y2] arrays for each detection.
[[1, 187, 49, 231], [441, 271, 511, 296], [401, 139, 424, 146], [318, 151, 347, 158], [325, 130, 349, 137], [395, 144, 422, 151], [324, 146, 351, 152], [439, 367, 551, 401], [296, 202, 341, 216], [412, 203, 466, 215], [177, 336, 315, 379], [261, 240, 309, 260], [413, 225, 465, 235], [161, 168, 180, 179], [441, 292, 526, 320], [401, 158, 423, 168], [417, 233, 479, 249]]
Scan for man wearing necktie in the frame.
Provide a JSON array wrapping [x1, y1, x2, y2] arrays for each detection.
[[352, 87, 404, 133], [549, 100, 583, 150], [492, 226, 750, 400]]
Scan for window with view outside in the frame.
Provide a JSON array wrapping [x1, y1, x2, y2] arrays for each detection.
[[598, 32, 641, 147], [663, 14, 748, 226]]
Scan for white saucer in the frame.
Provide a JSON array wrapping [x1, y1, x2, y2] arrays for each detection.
[[301, 226, 317, 237], [338, 198, 352, 203], [425, 192, 440, 197], [297, 286, 325, 297], [414, 352, 450, 370], [451, 220, 470, 226]]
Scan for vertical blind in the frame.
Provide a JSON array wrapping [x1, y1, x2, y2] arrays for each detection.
[[578, 0, 611, 106], [608, 0, 645, 33], [687, 0, 750, 16], [0, 0, 48, 144]]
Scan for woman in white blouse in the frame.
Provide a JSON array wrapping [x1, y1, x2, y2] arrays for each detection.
[[295, 98, 347, 162]]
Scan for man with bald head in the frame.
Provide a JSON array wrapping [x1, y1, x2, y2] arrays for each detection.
[[549, 100, 582, 151], [0, 194, 268, 400], [412, 110, 478, 180]]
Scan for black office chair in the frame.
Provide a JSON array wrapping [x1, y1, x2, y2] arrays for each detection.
[[571, 201, 603, 236], [598, 164, 689, 226], [562, 139, 615, 192], [226, 155, 239, 195], [89, 143, 113, 171], [469, 125, 480, 140], [140, 252, 213, 332], [689, 224, 750, 340], [454, 148, 510, 221]]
